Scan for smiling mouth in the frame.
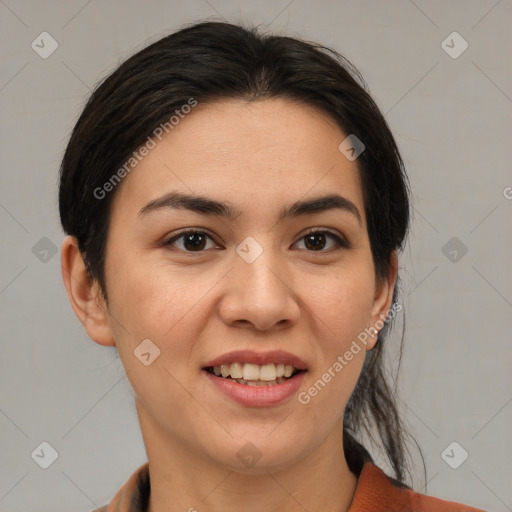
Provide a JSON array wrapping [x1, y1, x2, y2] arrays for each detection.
[[204, 362, 305, 387]]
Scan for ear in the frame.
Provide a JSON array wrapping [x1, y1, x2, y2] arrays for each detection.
[[60, 235, 115, 347], [365, 250, 399, 351]]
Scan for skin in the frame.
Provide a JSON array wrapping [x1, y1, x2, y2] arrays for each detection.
[[61, 97, 397, 512]]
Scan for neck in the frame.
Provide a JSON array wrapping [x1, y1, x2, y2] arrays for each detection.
[[138, 404, 359, 512]]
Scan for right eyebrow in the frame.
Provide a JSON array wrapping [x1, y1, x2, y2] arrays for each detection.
[[138, 192, 242, 220]]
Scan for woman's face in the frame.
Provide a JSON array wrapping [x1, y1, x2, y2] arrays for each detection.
[[93, 98, 396, 472]]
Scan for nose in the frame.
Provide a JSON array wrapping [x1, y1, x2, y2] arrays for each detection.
[[218, 245, 301, 331]]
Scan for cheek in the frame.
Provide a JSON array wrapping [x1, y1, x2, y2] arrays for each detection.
[[108, 256, 206, 332], [307, 266, 375, 357], [298, 279, 371, 425], [105, 258, 209, 375], [296, 267, 374, 419], [106, 267, 209, 428]]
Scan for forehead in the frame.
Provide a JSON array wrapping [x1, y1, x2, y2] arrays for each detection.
[[109, 97, 365, 225]]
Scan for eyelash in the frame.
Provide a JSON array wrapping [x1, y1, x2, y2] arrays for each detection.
[[161, 228, 350, 253]]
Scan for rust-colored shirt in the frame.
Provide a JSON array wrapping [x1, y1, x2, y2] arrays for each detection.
[[92, 461, 485, 512]]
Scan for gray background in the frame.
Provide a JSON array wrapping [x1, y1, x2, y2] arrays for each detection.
[[0, 1, 511, 511]]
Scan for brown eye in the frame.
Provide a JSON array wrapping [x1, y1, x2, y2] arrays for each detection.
[[182, 232, 207, 251], [163, 230, 218, 252], [304, 232, 328, 251], [294, 230, 348, 252]]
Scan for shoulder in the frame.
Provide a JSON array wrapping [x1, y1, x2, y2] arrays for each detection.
[[350, 462, 486, 511], [88, 461, 150, 512]]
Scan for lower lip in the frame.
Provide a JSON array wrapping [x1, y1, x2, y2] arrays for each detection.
[[202, 369, 306, 407]]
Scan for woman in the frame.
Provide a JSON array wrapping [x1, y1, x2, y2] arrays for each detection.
[[59, 20, 484, 512]]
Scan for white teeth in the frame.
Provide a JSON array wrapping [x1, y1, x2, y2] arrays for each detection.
[[284, 364, 294, 378], [209, 362, 300, 381], [259, 363, 276, 381], [220, 364, 230, 378], [230, 362, 243, 379], [242, 363, 260, 381]]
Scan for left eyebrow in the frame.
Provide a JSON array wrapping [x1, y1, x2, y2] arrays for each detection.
[[279, 194, 362, 227], [137, 192, 362, 227]]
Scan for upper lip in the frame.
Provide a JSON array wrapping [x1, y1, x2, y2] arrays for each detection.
[[203, 350, 308, 370]]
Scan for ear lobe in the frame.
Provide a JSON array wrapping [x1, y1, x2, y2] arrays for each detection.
[[366, 251, 399, 351], [60, 236, 115, 347]]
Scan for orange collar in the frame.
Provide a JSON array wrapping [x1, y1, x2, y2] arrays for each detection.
[[97, 460, 484, 512]]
